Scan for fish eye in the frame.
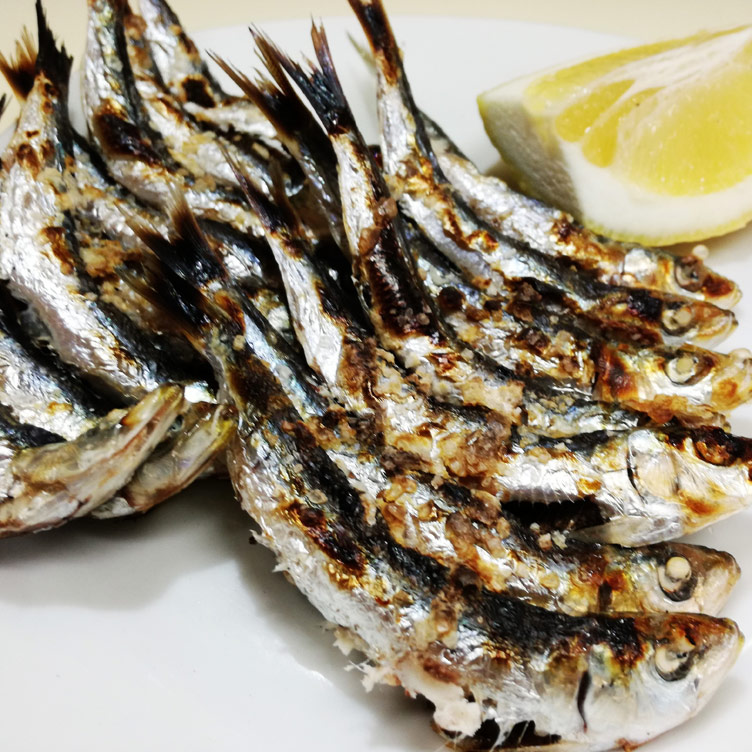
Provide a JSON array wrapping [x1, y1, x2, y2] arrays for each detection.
[[655, 639, 696, 681], [674, 257, 705, 293], [661, 305, 694, 335], [664, 352, 710, 385], [658, 556, 694, 601]]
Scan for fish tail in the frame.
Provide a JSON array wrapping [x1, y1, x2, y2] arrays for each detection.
[[34, 0, 73, 92], [259, 22, 355, 136], [0, 27, 37, 100], [347, 0, 399, 63], [227, 148, 300, 243]]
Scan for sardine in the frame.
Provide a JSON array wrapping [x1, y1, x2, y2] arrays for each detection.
[[122, 4, 277, 193], [423, 112, 741, 309], [0, 287, 107, 438], [83, 0, 262, 234], [0, 9, 183, 401], [0, 382, 183, 536], [349, 0, 737, 349]]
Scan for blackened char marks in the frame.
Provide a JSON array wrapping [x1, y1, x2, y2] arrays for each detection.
[[93, 109, 161, 165], [181, 76, 216, 108]]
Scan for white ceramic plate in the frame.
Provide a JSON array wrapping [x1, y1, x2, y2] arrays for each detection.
[[2, 15, 752, 752]]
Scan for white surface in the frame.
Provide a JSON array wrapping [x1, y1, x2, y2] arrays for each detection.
[[2, 16, 752, 752]]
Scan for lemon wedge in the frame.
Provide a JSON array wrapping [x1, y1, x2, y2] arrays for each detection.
[[478, 26, 752, 245]]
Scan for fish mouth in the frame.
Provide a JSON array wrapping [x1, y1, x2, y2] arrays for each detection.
[[694, 618, 745, 704]]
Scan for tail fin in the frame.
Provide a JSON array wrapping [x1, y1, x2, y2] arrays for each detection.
[[0, 29, 36, 100], [347, 0, 398, 63], [256, 21, 357, 136], [35, 0, 72, 90], [226, 148, 303, 247], [126, 191, 228, 288]]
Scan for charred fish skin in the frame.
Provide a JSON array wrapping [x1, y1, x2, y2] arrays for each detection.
[[348, 0, 737, 349], [0, 4, 182, 401], [422, 113, 741, 309], [83, 0, 262, 235], [138, 116, 743, 624], [122, 5, 275, 194], [92, 400, 237, 518], [186, 199, 743, 750], [409, 220, 751, 424], [0, 382, 183, 537], [138, 0, 278, 141]]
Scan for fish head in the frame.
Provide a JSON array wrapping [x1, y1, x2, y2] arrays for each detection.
[[659, 298, 736, 347], [582, 613, 743, 748], [621, 543, 740, 615], [627, 427, 752, 539]]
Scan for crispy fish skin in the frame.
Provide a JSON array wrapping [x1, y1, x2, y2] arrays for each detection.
[[92, 400, 236, 518], [0, 383, 183, 537], [423, 114, 741, 309], [0, 10, 175, 401], [193, 234, 742, 750], [138, 0, 278, 141], [137, 134, 743, 623], [83, 0, 261, 234], [349, 0, 736, 349], [410, 225, 750, 424], [233, 57, 749, 426], [122, 7, 274, 194]]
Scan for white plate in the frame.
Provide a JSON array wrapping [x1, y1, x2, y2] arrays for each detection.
[[2, 15, 752, 752]]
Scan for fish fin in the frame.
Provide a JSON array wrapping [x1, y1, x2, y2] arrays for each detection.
[[34, 0, 73, 92], [0, 94, 6, 121], [347, 0, 398, 60], [0, 28, 37, 100], [227, 147, 302, 244], [257, 21, 355, 136]]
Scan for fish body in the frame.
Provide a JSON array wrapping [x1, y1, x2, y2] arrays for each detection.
[[83, 0, 262, 235], [0, 382, 183, 536], [424, 114, 741, 309], [138, 0, 279, 141], [0, 15, 175, 401]]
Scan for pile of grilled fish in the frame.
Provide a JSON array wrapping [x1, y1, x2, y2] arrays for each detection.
[[1, 0, 751, 749]]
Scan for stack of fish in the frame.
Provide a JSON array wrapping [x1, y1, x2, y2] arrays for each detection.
[[1, 0, 751, 748]]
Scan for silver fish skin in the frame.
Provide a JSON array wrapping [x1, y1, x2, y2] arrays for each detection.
[[205, 236, 742, 750], [83, 0, 262, 235], [0, 17, 173, 402], [424, 114, 741, 309], [0, 300, 104, 439], [137, 0, 279, 142], [265, 33, 529, 422], [123, 7, 275, 193], [154, 91, 742, 616], [349, 0, 737, 349], [410, 225, 750, 424], [0, 382, 183, 537], [92, 400, 236, 518]]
